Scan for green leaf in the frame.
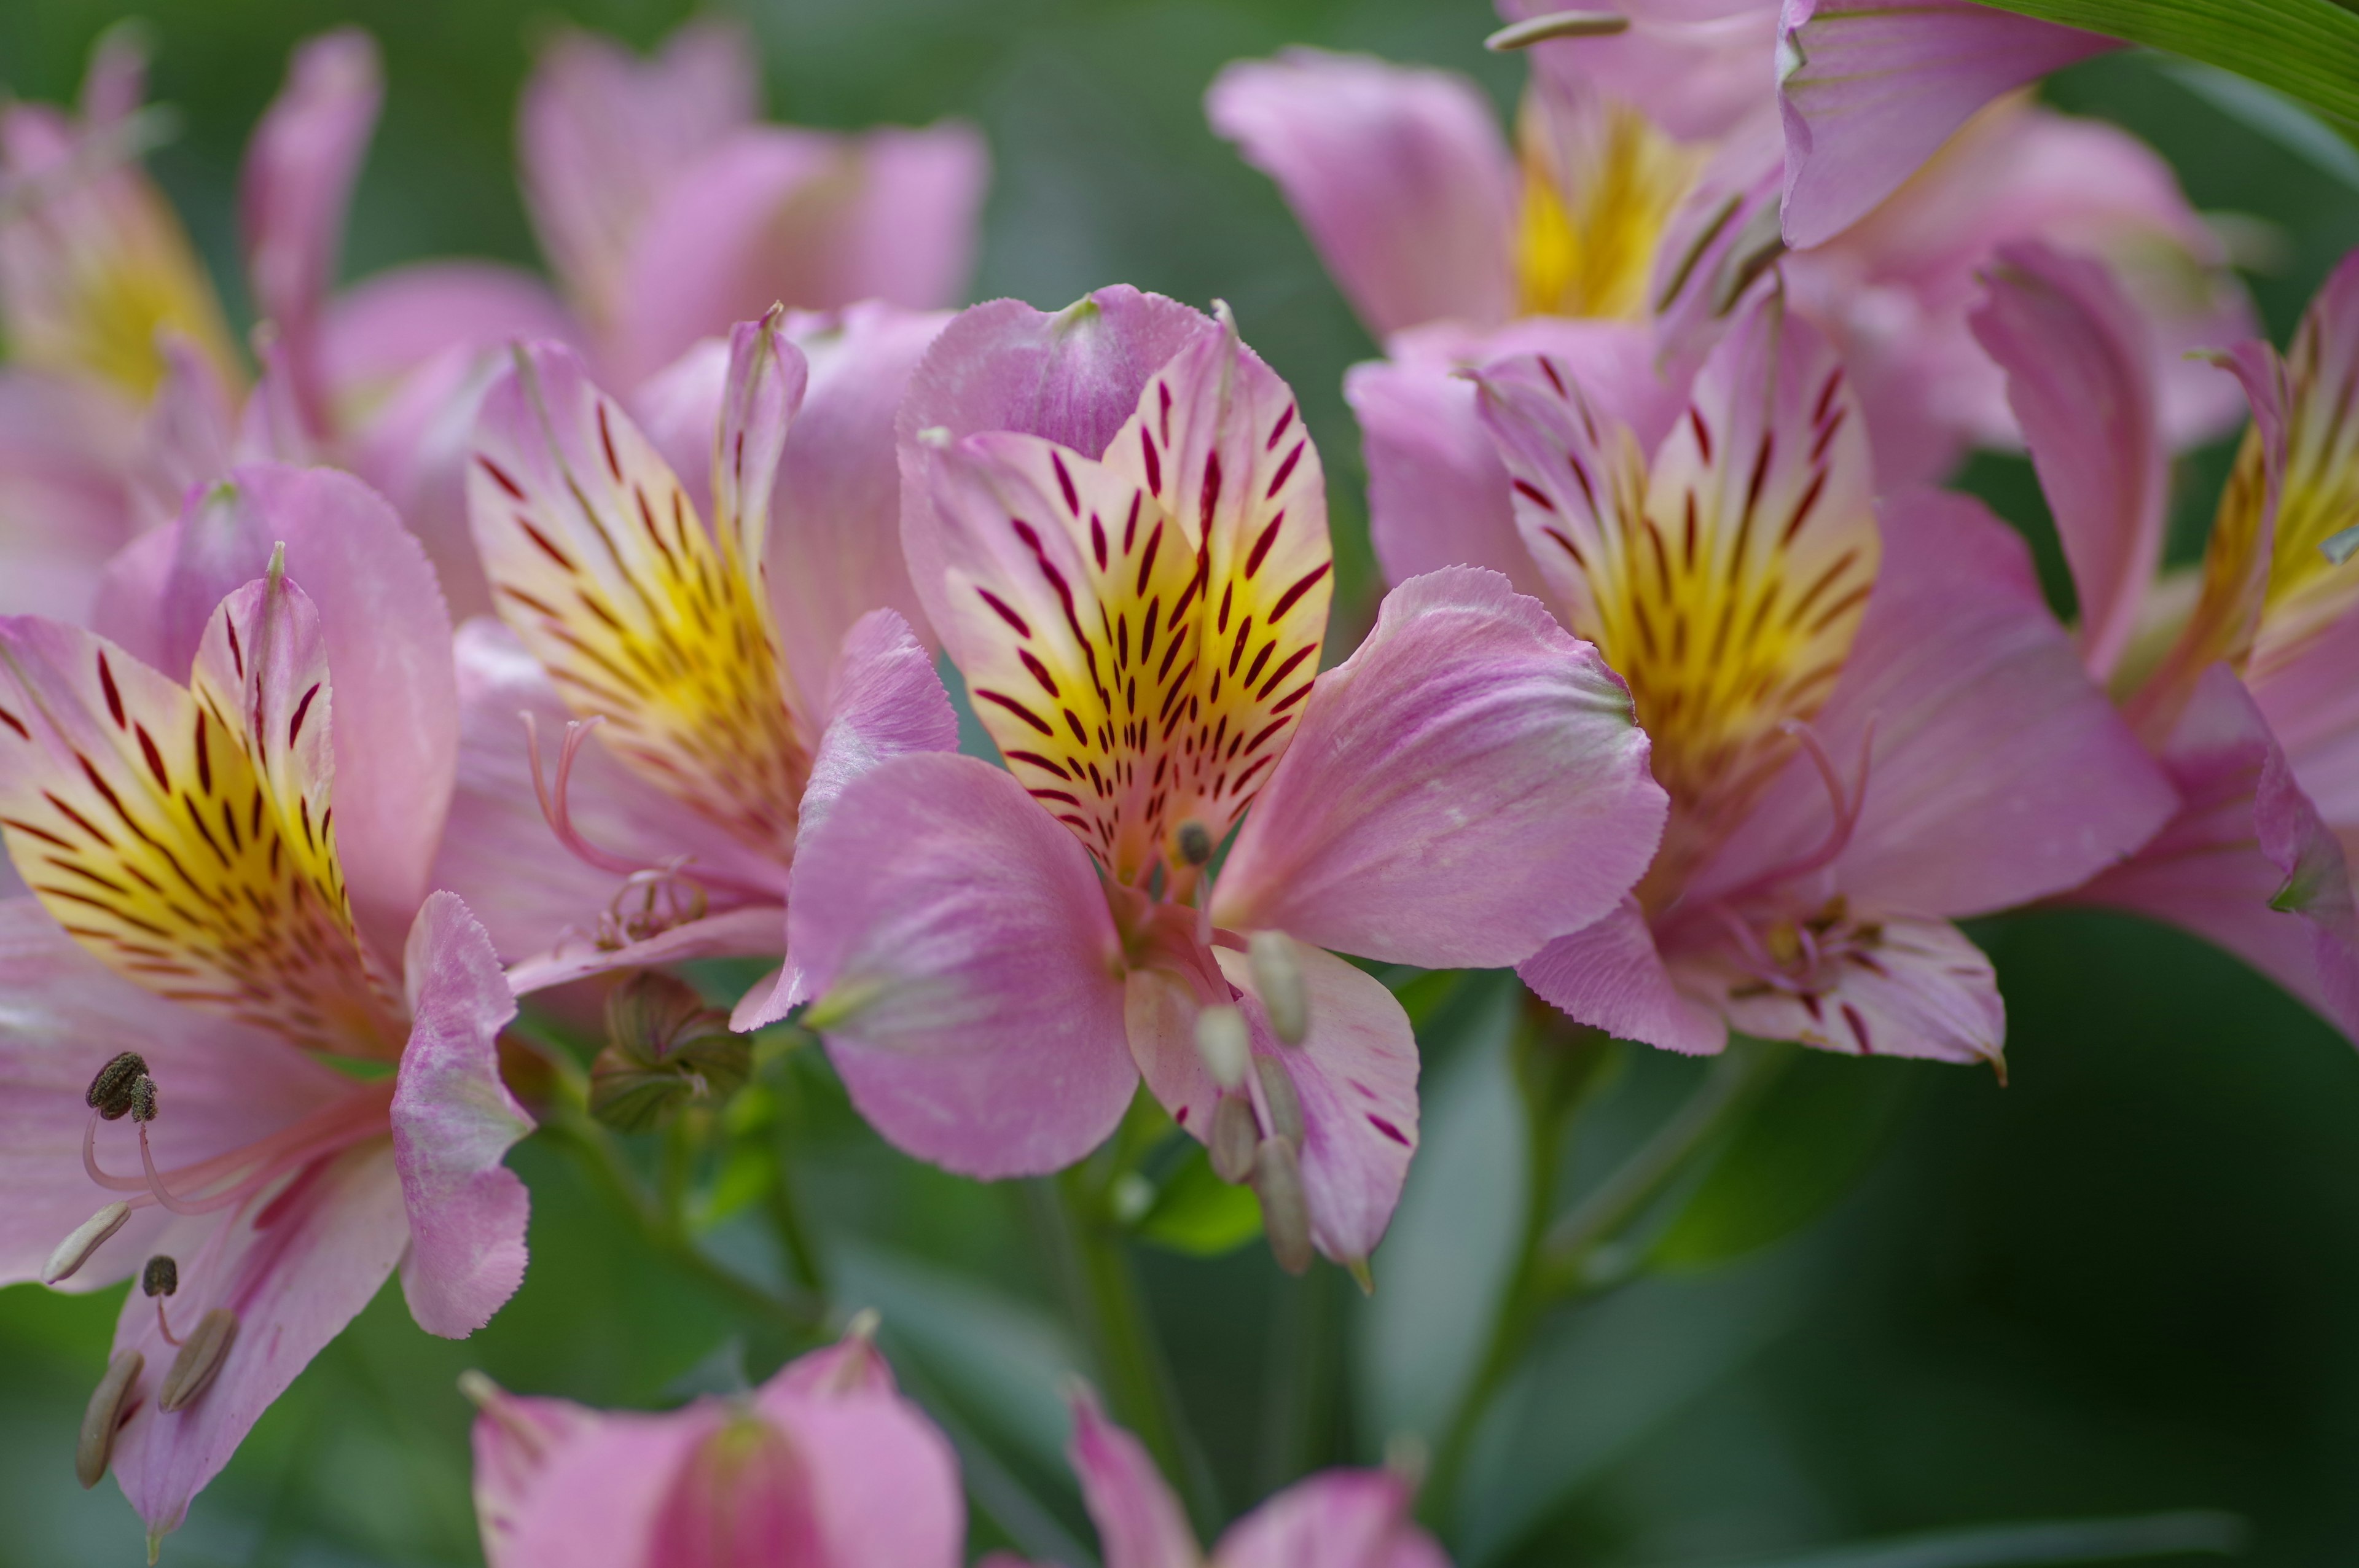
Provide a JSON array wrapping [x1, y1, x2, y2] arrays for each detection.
[[1973, 0, 2359, 127], [1133, 1145, 1265, 1256], [1672, 1510, 2247, 1568], [1647, 1051, 1912, 1270]]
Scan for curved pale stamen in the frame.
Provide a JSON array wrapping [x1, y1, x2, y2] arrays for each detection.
[[1696, 718, 1876, 918], [154, 1297, 182, 1348], [82, 1084, 393, 1219], [523, 713, 777, 903]]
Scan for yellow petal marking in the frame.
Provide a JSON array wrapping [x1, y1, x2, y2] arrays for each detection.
[[1513, 92, 1698, 322]]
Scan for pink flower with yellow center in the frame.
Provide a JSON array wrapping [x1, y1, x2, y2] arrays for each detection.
[[1474, 291, 2177, 1067], [767, 289, 1667, 1271], [0, 467, 531, 1551]]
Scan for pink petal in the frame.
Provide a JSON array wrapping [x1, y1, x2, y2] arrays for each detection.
[[757, 1349, 966, 1568], [469, 1383, 600, 1568], [1214, 567, 1664, 968], [1674, 910, 2008, 1067], [1066, 1389, 1201, 1568], [790, 752, 1138, 1177], [2258, 604, 2359, 837], [324, 261, 581, 396], [506, 904, 788, 997], [1777, 0, 2114, 249], [1694, 488, 2178, 917], [1350, 318, 1680, 601], [110, 1141, 412, 1544], [1206, 49, 1514, 337], [1519, 898, 1727, 1056], [1968, 241, 2165, 678], [797, 609, 960, 843], [496, 1411, 703, 1568], [0, 370, 136, 625], [240, 29, 382, 440], [0, 897, 356, 1289], [1508, 0, 1781, 144], [391, 892, 532, 1337], [2076, 665, 2359, 1042], [518, 20, 760, 328], [1214, 1468, 1447, 1568], [154, 463, 458, 940], [608, 121, 985, 386]]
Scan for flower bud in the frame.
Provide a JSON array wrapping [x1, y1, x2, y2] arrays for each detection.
[[76, 1351, 142, 1489], [1193, 1004, 1249, 1090], [141, 1254, 178, 1298], [1254, 1056, 1304, 1150], [1210, 1092, 1259, 1185], [158, 1308, 237, 1412], [1251, 1136, 1313, 1275], [1248, 930, 1309, 1045], [652, 1411, 825, 1564], [592, 971, 750, 1132], [85, 1052, 150, 1120], [42, 1202, 131, 1285]]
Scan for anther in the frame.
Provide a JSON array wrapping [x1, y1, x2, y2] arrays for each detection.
[[2325, 522, 2359, 566], [141, 1255, 178, 1298], [42, 1202, 131, 1285], [1248, 930, 1309, 1045], [1254, 1057, 1305, 1149], [157, 1308, 237, 1412], [85, 1052, 150, 1120], [76, 1351, 143, 1489], [1194, 1004, 1250, 1090], [127, 1075, 157, 1123], [1210, 1093, 1259, 1185], [1485, 9, 1629, 50], [1175, 820, 1215, 868], [1251, 1136, 1313, 1275]]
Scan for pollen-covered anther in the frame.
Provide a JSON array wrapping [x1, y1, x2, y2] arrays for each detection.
[[1248, 931, 1309, 1045], [76, 1351, 143, 1490], [141, 1254, 178, 1298], [157, 1308, 237, 1413], [42, 1201, 131, 1285], [127, 1075, 158, 1124], [1194, 1003, 1250, 1089], [85, 1052, 151, 1121], [1251, 1136, 1313, 1275]]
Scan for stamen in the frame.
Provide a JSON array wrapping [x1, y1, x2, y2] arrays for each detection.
[[85, 1052, 151, 1120], [1210, 1093, 1259, 1185], [523, 712, 777, 901], [76, 1350, 143, 1490], [1250, 1136, 1313, 1274], [1485, 9, 1629, 50], [1704, 719, 1876, 915], [144, 1254, 181, 1346], [2324, 523, 2359, 566], [138, 1120, 220, 1217], [157, 1308, 237, 1413], [1253, 1057, 1305, 1149], [1175, 821, 1214, 868], [1194, 1004, 1250, 1089], [42, 1202, 131, 1285], [1248, 930, 1309, 1045]]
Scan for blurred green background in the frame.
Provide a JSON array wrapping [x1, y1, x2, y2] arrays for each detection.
[[4, 1, 2358, 1564]]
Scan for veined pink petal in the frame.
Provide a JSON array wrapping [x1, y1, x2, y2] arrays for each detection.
[[0, 897, 356, 1289], [240, 29, 382, 440], [1068, 1389, 1203, 1568], [754, 1364, 966, 1567], [1207, 50, 1515, 337], [791, 752, 1138, 1177], [154, 463, 458, 942], [1777, 0, 2114, 249], [2076, 665, 2359, 1043], [1673, 909, 2007, 1067], [1969, 241, 2164, 679], [518, 20, 759, 329], [1509, 0, 1782, 144], [607, 121, 985, 387], [496, 1412, 703, 1568], [1214, 568, 1665, 969], [470, 1383, 598, 1568], [391, 892, 531, 1338], [1519, 897, 1727, 1056], [2258, 606, 2359, 838], [1693, 488, 2177, 918], [0, 370, 137, 625], [324, 262, 581, 399], [506, 905, 788, 997], [795, 609, 958, 846], [1214, 1467, 1447, 1568], [1351, 318, 1680, 601], [109, 1139, 411, 1545]]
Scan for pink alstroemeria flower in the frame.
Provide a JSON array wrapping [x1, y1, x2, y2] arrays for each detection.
[[465, 1324, 963, 1568], [765, 289, 1665, 1271], [517, 18, 988, 390], [1473, 293, 2177, 1066], [987, 1387, 1446, 1568], [434, 311, 955, 991], [1208, 25, 2248, 585], [1971, 242, 2359, 1041], [0, 466, 533, 1550]]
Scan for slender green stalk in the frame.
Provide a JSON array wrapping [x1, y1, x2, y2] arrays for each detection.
[[764, 1138, 830, 1298], [1256, 1263, 1336, 1493], [1041, 1167, 1224, 1539]]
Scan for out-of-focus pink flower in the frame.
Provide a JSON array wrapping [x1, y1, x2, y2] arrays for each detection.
[[466, 1325, 963, 1568], [517, 18, 989, 388], [1476, 294, 2176, 1067], [0, 466, 531, 1548], [438, 311, 953, 993], [995, 1387, 1447, 1568], [1974, 242, 2359, 1041], [773, 289, 1664, 1270]]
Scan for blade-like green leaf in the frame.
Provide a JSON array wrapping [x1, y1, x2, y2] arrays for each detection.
[[1664, 1508, 2247, 1568], [1973, 0, 2359, 126]]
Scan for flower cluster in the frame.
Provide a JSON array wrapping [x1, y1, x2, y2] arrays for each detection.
[[0, 6, 2352, 1562]]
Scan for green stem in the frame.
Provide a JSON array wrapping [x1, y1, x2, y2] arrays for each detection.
[[1256, 1263, 1336, 1493], [1043, 1167, 1224, 1539], [765, 1136, 829, 1297]]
